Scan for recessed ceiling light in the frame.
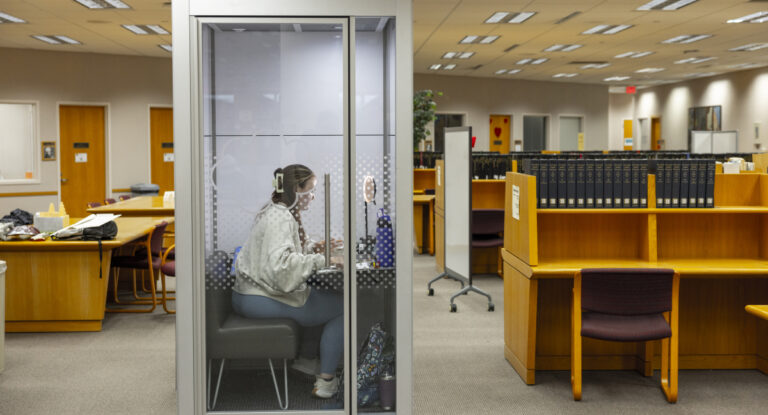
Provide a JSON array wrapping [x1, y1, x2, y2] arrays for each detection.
[[562, 44, 583, 52], [122, 24, 170, 35], [662, 34, 711, 44], [544, 44, 583, 52], [637, 0, 697, 11], [442, 52, 458, 59], [730, 43, 768, 52], [507, 69, 522, 74], [444, 64, 456, 70], [508, 12, 537, 24], [458, 52, 474, 59], [544, 44, 565, 52], [675, 56, 715, 64], [232, 28, 246, 32], [516, 58, 532, 65], [604, 76, 631, 81], [31, 35, 81, 45], [531, 58, 548, 65], [727, 11, 768, 23], [74, 0, 131, 9], [158, 44, 172, 52], [553, 73, 578, 78], [429, 64, 442, 70], [582, 24, 633, 35], [582, 63, 611, 69], [460, 35, 479, 44], [485, 12, 509, 24], [0, 11, 26, 23], [479, 35, 499, 44], [729, 63, 762, 69], [631, 51, 655, 58], [636, 67, 666, 73], [495, 69, 508, 75]]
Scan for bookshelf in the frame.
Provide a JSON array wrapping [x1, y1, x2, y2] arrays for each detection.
[[503, 171, 768, 385]]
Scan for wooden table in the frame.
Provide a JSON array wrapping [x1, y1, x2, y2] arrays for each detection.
[[0, 216, 173, 332], [413, 195, 435, 255], [87, 196, 174, 217], [747, 305, 768, 320]]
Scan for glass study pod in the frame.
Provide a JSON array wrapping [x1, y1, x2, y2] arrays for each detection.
[[172, 1, 413, 414]]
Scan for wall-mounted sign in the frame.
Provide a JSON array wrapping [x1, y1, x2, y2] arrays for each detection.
[[73, 142, 89, 149], [626, 86, 636, 94], [164, 152, 175, 162], [75, 153, 88, 163], [162, 142, 174, 148]]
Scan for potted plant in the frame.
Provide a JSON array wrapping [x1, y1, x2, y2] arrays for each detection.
[[413, 90, 442, 164]]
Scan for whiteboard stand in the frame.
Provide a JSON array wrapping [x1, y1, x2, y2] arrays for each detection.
[[428, 126, 494, 313]]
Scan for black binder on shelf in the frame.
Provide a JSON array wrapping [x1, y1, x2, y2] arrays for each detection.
[[576, 161, 586, 208], [689, 159, 699, 208], [671, 160, 681, 208], [530, 159, 540, 208], [656, 160, 666, 208], [567, 160, 577, 208], [640, 161, 648, 208], [680, 160, 690, 208], [631, 160, 640, 208], [548, 160, 558, 208], [622, 161, 632, 208], [558, 159, 567, 208], [604, 160, 613, 208], [595, 160, 604, 208], [586, 160, 595, 208], [697, 160, 707, 207], [664, 160, 673, 208], [706, 161, 715, 208], [613, 161, 623, 208]]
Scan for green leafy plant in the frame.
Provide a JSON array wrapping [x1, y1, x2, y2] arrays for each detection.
[[413, 90, 442, 151]]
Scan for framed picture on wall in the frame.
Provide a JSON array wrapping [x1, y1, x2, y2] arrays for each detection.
[[41, 141, 56, 161]]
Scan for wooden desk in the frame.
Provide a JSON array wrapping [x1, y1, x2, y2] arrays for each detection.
[[1, 216, 173, 332], [414, 195, 435, 255], [503, 172, 768, 384], [747, 305, 768, 321], [87, 196, 174, 217]]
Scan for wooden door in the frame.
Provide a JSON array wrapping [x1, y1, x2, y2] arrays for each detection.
[[489, 115, 511, 153], [651, 117, 662, 150], [150, 107, 174, 193], [59, 105, 106, 218]]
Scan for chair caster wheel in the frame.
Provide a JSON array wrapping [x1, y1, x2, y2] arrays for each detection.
[[450, 304, 457, 313], [428, 288, 434, 296], [488, 304, 495, 312]]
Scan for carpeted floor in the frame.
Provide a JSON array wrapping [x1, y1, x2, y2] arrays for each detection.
[[1, 255, 767, 414]]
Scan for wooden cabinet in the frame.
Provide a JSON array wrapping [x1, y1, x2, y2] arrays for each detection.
[[503, 171, 768, 384]]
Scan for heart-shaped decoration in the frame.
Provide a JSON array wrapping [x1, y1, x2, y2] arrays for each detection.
[[494, 127, 502, 138]]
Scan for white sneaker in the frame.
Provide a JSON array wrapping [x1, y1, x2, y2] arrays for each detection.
[[312, 376, 338, 399], [290, 357, 319, 376]]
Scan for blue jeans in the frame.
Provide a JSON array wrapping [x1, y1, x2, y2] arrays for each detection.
[[232, 290, 343, 375]]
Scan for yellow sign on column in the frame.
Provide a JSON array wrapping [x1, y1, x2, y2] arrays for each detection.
[[577, 133, 584, 151], [623, 119, 633, 150]]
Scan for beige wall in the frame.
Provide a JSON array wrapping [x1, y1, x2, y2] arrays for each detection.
[[415, 73, 610, 152], [608, 93, 634, 151], [633, 67, 768, 152], [0, 47, 171, 215]]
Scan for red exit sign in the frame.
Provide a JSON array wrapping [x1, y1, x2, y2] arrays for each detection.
[[626, 86, 636, 94]]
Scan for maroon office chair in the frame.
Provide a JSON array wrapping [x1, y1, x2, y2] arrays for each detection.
[[572, 268, 680, 403], [159, 245, 176, 314], [104, 198, 117, 205], [471, 209, 504, 277], [119, 195, 132, 201], [107, 221, 171, 313], [87, 202, 102, 209]]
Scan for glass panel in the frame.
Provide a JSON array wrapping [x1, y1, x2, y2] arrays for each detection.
[[354, 17, 397, 413], [202, 20, 347, 412]]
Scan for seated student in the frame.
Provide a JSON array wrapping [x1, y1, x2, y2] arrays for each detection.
[[232, 164, 343, 399]]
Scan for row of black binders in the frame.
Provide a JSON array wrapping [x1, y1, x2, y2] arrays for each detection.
[[522, 159, 716, 209], [654, 159, 716, 208]]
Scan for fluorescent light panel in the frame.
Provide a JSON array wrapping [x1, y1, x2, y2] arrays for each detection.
[[442, 52, 458, 59], [531, 58, 548, 65], [32, 35, 81, 45], [74, 0, 131, 9], [675, 56, 715, 64], [582, 24, 633, 35], [495, 69, 508, 75], [443, 64, 456, 70], [122, 24, 169, 35], [508, 12, 536, 24], [604, 76, 630, 81], [553, 73, 578, 78], [486, 11, 536, 24], [32, 35, 61, 44], [730, 43, 768, 52], [0, 11, 26, 23], [544, 44, 582, 52], [461, 35, 500, 44], [507, 69, 522, 74], [479, 35, 499, 44], [458, 52, 474, 59], [727, 11, 768, 23], [429, 64, 441, 70], [516, 58, 532, 65], [582, 63, 610, 69], [544, 44, 565, 52], [615, 51, 654, 58], [637, 0, 697, 11], [636, 67, 665, 73], [485, 12, 509, 24], [159, 44, 172, 52], [460, 35, 479, 44], [662, 34, 711, 44]]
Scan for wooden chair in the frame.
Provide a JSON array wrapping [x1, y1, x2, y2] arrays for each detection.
[[104, 198, 117, 204], [107, 221, 170, 313], [471, 209, 504, 277], [572, 268, 680, 403], [87, 201, 102, 209], [119, 195, 132, 201]]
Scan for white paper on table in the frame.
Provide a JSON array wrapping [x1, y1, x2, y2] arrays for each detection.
[[52, 214, 121, 237]]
